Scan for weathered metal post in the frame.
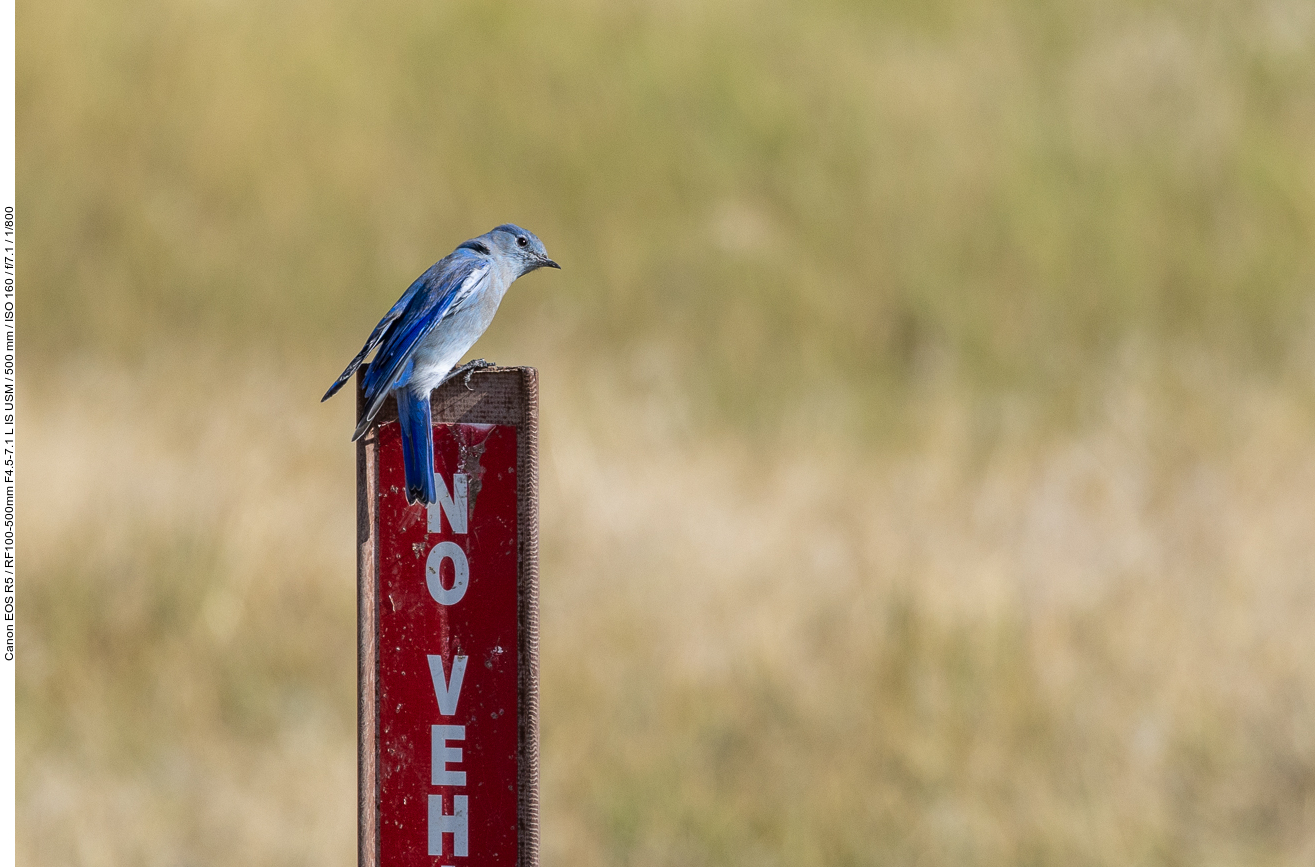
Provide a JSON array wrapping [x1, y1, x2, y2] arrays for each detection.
[[357, 366, 539, 867]]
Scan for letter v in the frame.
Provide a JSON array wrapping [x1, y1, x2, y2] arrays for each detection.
[[428, 654, 468, 716]]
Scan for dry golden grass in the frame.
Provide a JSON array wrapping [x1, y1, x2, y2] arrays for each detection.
[[17, 0, 1315, 862], [19, 0, 1315, 415], [18, 352, 1315, 865]]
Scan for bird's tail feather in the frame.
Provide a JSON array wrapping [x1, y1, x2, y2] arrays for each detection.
[[396, 389, 436, 505]]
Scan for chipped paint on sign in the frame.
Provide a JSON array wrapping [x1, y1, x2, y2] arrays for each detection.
[[375, 422, 520, 866]]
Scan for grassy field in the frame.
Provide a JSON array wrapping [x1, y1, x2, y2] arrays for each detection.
[[18, 0, 1315, 864]]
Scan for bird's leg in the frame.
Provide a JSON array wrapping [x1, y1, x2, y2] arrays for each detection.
[[444, 358, 496, 391], [462, 358, 494, 389]]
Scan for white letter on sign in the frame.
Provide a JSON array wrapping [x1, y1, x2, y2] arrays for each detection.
[[428, 794, 469, 857], [431, 725, 466, 786], [426, 541, 469, 605], [427, 654, 468, 716], [428, 473, 469, 534]]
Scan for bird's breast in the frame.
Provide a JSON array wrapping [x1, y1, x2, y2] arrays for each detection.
[[406, 282, 509, 393]]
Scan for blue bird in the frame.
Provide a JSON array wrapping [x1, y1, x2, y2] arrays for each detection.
[[323, 224, 559, 504]]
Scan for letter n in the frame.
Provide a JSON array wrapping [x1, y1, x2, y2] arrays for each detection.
[[428, 473, 469, 534]]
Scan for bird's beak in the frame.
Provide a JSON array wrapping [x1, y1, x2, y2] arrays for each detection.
[[541, 256, 561, 270]]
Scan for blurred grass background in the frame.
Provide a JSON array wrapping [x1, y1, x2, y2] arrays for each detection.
[[16, 0, 1315, 864]]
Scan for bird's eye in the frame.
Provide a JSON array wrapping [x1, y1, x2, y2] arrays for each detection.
[[517, 236, 528, 247]]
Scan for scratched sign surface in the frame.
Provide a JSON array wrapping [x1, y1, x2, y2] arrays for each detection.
[[376, 422, 520, 866]]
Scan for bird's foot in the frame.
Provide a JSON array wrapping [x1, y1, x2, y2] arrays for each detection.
[[447, 358, 496, 390]]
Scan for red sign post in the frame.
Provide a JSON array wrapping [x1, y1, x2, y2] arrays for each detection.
[[358, 368, 539, 867]]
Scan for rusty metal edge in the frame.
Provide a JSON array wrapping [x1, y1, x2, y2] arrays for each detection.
[[357, 373, 381, 867], [359, 365, 539, 867], [516, 367, 541, 867]]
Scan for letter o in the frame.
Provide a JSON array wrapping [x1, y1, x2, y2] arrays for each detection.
[[426, 541, 469, 606]]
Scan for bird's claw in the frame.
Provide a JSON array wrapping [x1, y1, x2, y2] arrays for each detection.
[[451, 358, 496, 390]]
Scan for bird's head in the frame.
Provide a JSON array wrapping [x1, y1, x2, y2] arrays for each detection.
[[461, 224, 560, 277]]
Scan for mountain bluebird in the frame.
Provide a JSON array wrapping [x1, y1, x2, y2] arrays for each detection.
[[323, 224, 559, 504]]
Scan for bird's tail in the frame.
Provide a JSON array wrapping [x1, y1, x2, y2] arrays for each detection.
[[396, 389, 436, 505]]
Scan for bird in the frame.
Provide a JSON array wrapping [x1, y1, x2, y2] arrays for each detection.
[[323, 224, 559, 504]]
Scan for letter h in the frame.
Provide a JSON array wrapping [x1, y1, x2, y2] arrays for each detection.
[[428, 794, 469, 857]]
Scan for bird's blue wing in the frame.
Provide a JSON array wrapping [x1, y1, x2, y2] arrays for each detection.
[[351, 255, 488, 441], [321, 279, 425, 402]]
